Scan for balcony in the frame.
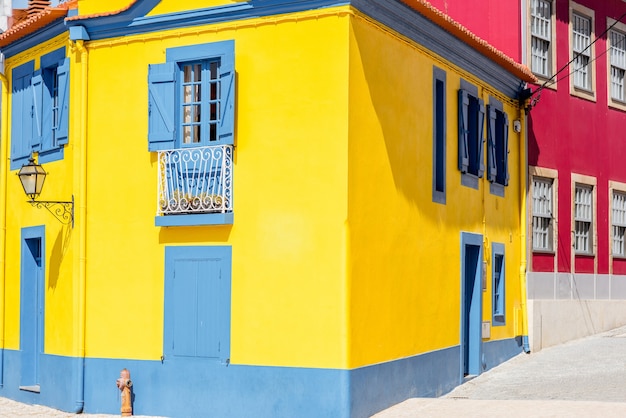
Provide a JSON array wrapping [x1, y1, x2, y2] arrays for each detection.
[[156, 145, 233, 226]]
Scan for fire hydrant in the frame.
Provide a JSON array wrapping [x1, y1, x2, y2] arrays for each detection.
[[116, 368, 133, 416]]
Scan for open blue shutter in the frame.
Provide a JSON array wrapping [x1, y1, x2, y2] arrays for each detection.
[[11, 63, 35, 169], [477, 99, 486, 178], [56, 58, 70, 146], [148, 62, 176, 151], [503, 113, 509, 186], [486, 105, 497, 183], [31, 70, 43, 151], [218, 51, 235, 145], [458, 89, 469, 173]]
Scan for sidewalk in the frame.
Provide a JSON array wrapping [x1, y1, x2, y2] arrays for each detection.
[[373, 325, 626, 417], [2, 326, 626, 417]]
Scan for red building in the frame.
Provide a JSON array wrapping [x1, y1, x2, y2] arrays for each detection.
[[435, 0, 626, 350]]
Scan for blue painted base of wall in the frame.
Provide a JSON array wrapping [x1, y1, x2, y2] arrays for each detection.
[[0, 338, 522, 418]]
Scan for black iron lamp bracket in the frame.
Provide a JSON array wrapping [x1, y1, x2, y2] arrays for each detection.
[[27, 195, 74, 227]]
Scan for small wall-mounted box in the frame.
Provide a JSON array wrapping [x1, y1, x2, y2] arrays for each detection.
[[482, 321, 491, 339]]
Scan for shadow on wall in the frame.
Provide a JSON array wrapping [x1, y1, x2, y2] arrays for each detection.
[[48, 226, 73, 290]]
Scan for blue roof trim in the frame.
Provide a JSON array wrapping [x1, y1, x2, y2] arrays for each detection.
[[2, 18, 66, 58], [65, 0, 348, 41]]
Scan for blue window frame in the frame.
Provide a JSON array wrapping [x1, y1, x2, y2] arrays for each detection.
[[163, 246, 231, 364], [10, 48, 69, 170], [492, 243, 505, 326], [149, 41, 235, 227], [148, 40, 235, 150], [433, 66, 446, 204], [458, 80, 485, 189], [487, 98, 509, 196]]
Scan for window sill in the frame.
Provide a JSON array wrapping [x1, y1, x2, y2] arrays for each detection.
[[492, 315, 505, 326], [532, 249, 555, 255], [155, 212, 233, 227], [490, 182, 505, 197], [461, 173, 479, 189], [574, 252, 595, 258]]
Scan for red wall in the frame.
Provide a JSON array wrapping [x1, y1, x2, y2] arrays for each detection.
[[428, 0, 521, 61], [528, 0, 626, 274]]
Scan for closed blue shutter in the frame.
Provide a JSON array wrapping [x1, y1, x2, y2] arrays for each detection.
[[56, 58, 70, 146], [218, 52, 235, 145], [164, 246, 231, 363], [487, 105, 497, 183], [458, 89, 469, 173], [11, 62, 35, 169], [477, 99, 486, 178], [148, 62, 176, 151], [31, 70, 43, 152], [503, 113, 509, 186]]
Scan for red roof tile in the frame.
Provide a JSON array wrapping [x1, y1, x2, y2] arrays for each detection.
[[399, 0, 537, 83], [0, 1, 77, 48]]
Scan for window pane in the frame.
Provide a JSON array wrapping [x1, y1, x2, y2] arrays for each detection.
[[572, 13, 592, 90], [532, 178, 553, 251]]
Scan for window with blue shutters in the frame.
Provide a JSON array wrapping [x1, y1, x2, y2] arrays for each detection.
[[458, 80, 484, 189], [149, 41, 235, 226], [10, 48, 69, 170], [432, 66, 446, 204], [487, 98, 509, 196], [492, 243, 505, 326], [148, 40, 235, 151]]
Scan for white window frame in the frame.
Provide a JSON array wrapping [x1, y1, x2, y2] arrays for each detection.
[[610, 182, 626, 271], [608, 18, 626, 110], [529, 0, 556, 83], [569, 2, 596, 101], [530, 166, 558, 254], [572, 174, 597, 257]]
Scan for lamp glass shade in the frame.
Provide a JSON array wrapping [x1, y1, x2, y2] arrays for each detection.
[[18, 160, 46, 200]]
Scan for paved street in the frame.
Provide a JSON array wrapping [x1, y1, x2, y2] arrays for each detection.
[[2, 326, 626, 417], [374, 325, 626, 417]]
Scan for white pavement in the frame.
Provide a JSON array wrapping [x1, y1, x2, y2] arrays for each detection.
[[373, 325, 626, 417]]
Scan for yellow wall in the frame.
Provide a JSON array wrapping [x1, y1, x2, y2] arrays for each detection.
[[346, 14, 524, 368], [148, 0, 244, 16], [77, 0, 134, 15], [76, 0, 245, 16], [3, 33, 77, 355], [2, 5, 526, 372], [81, 9, 350, 368]]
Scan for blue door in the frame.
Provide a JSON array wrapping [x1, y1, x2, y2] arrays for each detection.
[[460, 232, 482, 379], [163, 246, 231, 364], [20, 226, 45, 391]]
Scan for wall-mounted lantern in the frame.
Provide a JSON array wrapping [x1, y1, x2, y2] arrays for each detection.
[[17, 157, 74, 226]]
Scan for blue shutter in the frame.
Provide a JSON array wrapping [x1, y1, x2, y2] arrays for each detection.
[[458, 89, 469, 173], [55, 58, 70, 146], [486, 105, 497, 183], [218, 51, 235, 145], [31, 70, 43, 151], [148, 62, 176, 151], [11, 63, 35, 169], [164, 246, 231, 363], [503, 113, 509, 186], [477, 98, 486, 178]]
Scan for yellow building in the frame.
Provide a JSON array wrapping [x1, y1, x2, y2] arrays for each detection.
[[0, 0, 535, 416]]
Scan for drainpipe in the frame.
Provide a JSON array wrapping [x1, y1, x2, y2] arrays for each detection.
[[70, 30, 89, 412], [0, 65, 8, 386], [519, 107, 530, 353]]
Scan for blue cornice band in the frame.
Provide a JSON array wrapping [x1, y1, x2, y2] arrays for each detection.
[[3, 0, 524, 98]]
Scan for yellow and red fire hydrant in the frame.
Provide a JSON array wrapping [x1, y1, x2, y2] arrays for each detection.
[[116, 368, 133, 416]]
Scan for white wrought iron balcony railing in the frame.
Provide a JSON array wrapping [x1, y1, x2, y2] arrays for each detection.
[[157, 145, 233, 216]]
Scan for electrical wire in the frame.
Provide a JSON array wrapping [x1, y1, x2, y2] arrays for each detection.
[[532, 10, 626, 96]]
